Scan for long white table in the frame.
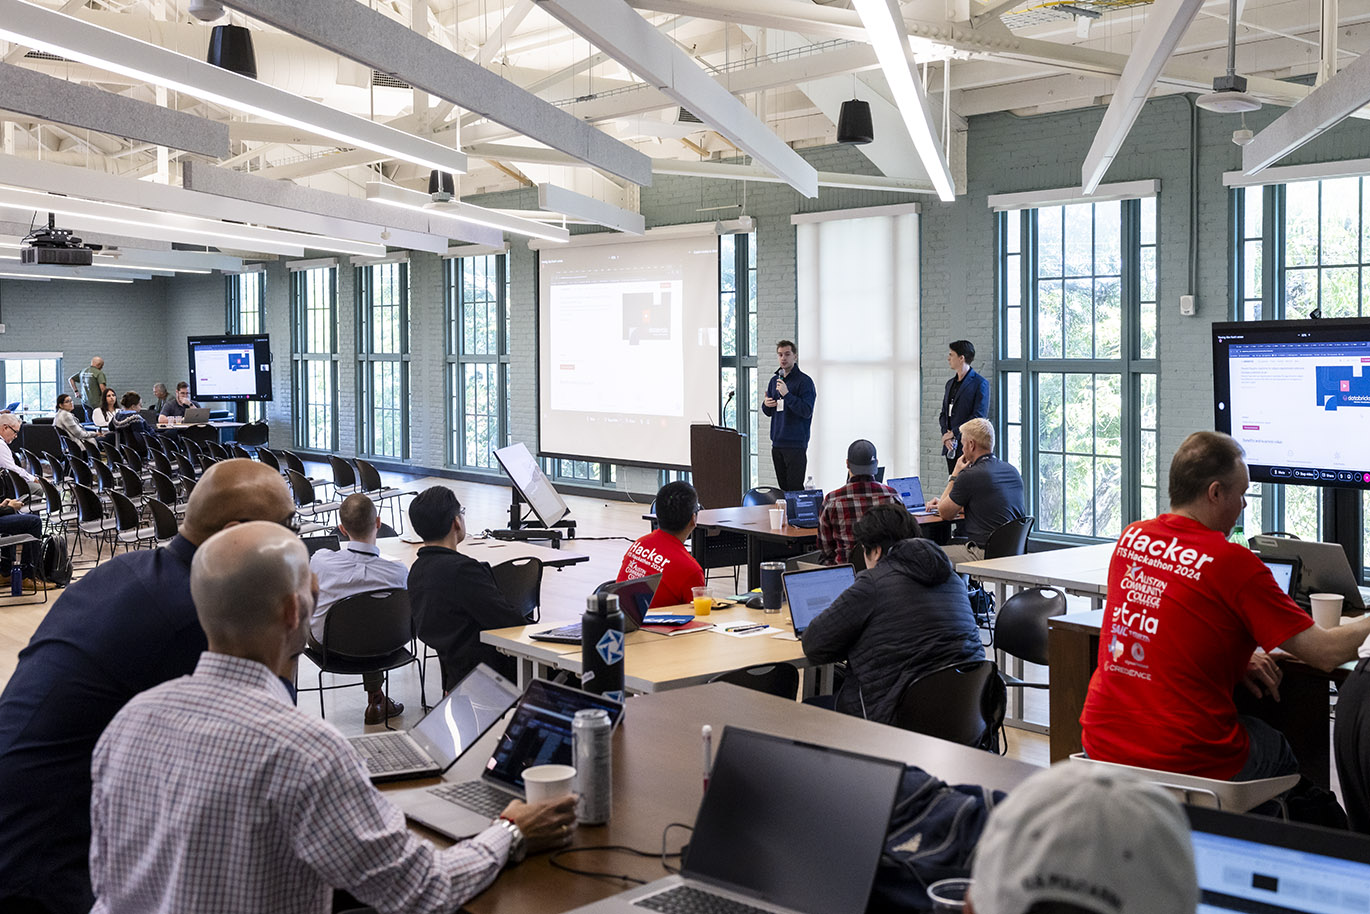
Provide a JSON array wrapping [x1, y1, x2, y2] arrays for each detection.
[[377, 534, 590, 570]]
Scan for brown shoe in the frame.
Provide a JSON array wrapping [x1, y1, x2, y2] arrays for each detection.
[[20, 578, 51, 592], [364, 695, 404, 725]]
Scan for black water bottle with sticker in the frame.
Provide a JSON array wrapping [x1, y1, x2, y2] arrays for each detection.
[[581, 592, 625, 701]]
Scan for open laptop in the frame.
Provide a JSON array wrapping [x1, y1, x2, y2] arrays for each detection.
[[181, 406, 211, 424], [885, 476, 927, 513], [347, 663, 520, 783], [530, 574, 662, 643], [783, 490, 823, 527], [395, 678, 625, 839], [1250, 535, 1366, 610], [1187, 805, 1370, 913], [564, 726, 904, 914], [1258, 554, 1300, 597], [782, 564, 855, 637]]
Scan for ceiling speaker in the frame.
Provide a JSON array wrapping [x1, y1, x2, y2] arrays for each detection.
[[206, 24, 257, 80], [837, 99, 873, 145]]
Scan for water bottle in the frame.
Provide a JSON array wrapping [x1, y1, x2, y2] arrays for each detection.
[[10, 564, 20, 596], [581, 592, 625, 701], [1228, 524, 1249, 549], [804, 474, 815, 491]]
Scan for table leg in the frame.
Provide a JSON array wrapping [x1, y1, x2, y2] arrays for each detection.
[[746, 535, 762, 592], [1048, 624, 1097, 762]]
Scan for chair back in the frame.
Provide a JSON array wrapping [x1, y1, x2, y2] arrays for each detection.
[[96, 437, 120, 463], [118, 445, 143, 473], [151, 448, 175, 478], [72, 403, 88, 422], [891, 659, 1003, 750], [197, 453, 217, 475], [108, 489, 141, 533], [179, 473, 197, 499], [236, 421, 269, 448], [983, 516, 1035, 560], [40, 477, 65, 516], [257, 447, 281, 473], [150, 468, 180, 505], [743, 486, 785, 506], [1066, 753, 1299, 812], [204, 441, 229, 461], [174, 452, 197, 479], [91, 460, 115, 493], [319, 588, 412, 658], [490, 557, 544, 622], [287, 468, 318, 507], [116, 463, 145, 499], [995, 587, 1067, 667], [72, 483, 105, 523], [355, 457, 383, 493], [228, 443, 252, 460], [149, 499, 179, 540], [68, 457, 94, 489], [282, 449, 307, 477], [329, 455, 357, 490], [41, 451, 67, 483], [708, 663, 799, 699]]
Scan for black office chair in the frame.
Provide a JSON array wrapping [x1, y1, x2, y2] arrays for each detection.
[[355, 458, 407, 533], [71, 482, 117, 562], [235, 420, 270, 452], [287, 469, 341, 528], [890, 659, 1005, 753], [708, 663, 799, 700], [109, 490, 158, 552], [329, 455, 362, 499], [298, 588, 417, 726], [982, 515, 1035, 560], [257, 446, 283, 475], [491, 556, 544, 623], [994, 587, 1066, 691], [149, 498, 180, 546], [149, 468, 187, 517], [743, 486, 785, 506]]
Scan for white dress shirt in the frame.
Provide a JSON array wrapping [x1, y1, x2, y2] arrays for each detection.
[[0, 437, 34, 482], [90, 652, 511, 914], [309, 541, 411, 641]]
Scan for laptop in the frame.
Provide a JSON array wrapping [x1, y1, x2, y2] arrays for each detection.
[[563, 726, 904, 914], [1187, 805, 1370, 913], [1250, 535, 1366, 610], [1258, 555, 1300, 597], [885, 476, 927, 513], [783, 490, 823, 527], [530, 574, 662, 643], [394, 678, 625, 839], [782, 564, 855, 636], [181, 406, 211, 424], [346, 663, 520, 783]]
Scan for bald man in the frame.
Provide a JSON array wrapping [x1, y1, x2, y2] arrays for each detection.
[[68, 356, 108, 414], [0, 460, 297, 914], [91, 524, 575, 914]]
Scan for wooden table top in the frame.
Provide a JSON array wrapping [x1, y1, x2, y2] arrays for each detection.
[[955, 543, 1115, 596], [377, 534, 590, 570]]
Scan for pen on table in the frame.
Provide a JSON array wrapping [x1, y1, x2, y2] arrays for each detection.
[[701, 724, 712, 792], [726, 624, 767, 634]]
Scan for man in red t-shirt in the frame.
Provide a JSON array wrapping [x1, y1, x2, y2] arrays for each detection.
[[1082, 431, 1370, 781], [618, 481, 706, 608]]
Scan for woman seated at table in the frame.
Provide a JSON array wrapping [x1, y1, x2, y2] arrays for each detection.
[[801, 503, 983, 725], [108, 391, 154, 457], [90, 387, 119, 428]]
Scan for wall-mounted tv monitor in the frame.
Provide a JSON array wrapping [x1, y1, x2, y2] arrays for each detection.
[[187, 334, 273, 402], [1213, 317, 1370, 491]]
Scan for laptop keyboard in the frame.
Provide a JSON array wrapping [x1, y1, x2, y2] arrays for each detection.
[[540, 623, 582, 639], [635, 886, 771, 914], [429, 780, 511, 818], [352, 734, 430, 775]]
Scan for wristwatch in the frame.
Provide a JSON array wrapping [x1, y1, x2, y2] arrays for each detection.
[[494, 816, 527, 865]]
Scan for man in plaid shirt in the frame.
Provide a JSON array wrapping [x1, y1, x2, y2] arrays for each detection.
[[817, 440, 900, 565]]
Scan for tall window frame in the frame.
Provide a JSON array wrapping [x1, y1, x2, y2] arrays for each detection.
[[719, 231, 759, 488], [357, 261, 409, 460], [226, 271, 266, 422], [446, 253, 511, 471], [997, 196, 1159, 542], [1, 355, 61, 412], [290, 265, 338, 453]]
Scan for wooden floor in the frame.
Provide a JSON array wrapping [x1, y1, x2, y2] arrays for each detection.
[[0, 465, 1052, 768]]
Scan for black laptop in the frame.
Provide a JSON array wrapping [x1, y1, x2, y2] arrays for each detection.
[[530, 574, 661, 643], [783, 490, 823, 527]]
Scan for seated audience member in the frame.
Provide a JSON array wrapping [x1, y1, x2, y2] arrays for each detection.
[[0, 496, 45, 592], [158, 381, 201, 424], [0, 459, 295, 913], [618, 480, 705, 609], [816, 439, 900, 565], [109, 392, 153, 455], [1083, 431, 1370, 781], [0, 413, 41, 497], [407, 486, 525, 692], [89, 388, 119, 428], [151, 382, 169, 411], [53, 394, 102, 455], [309, 493, 410, 725], [90, 521, 576, 914], [1334, 649, 1370, 832], [802, 504, 982, 724], [968, 762, 1197, 914], [929, 417, 1026, 564]]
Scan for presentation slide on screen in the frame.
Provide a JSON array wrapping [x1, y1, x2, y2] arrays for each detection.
[[194, 343, 260, 397], [1228, 340, 1370, 480], [539, 233, 720, 467]]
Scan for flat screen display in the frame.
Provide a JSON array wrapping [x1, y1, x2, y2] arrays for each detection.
[[494, 442, 570, 528], [187, 334, 273, 401], [1213, 318, 1370, 490]]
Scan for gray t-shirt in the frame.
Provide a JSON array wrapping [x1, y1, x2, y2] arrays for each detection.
[[160, 398, 201, 419], [71, 366, 107, 409], [948, 455, 1026, 548]]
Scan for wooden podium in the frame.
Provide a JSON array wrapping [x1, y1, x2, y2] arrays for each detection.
[[690, 423, 744, 509]]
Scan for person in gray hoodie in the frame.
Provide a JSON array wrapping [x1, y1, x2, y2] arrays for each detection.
[[802, 502, 984, 724]]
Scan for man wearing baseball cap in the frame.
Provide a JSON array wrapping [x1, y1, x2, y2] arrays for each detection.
[[816, 439, 900, 565], [967, 763, 1197, 914]]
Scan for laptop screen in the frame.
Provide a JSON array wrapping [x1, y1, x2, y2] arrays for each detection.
[[483, 679, 625, 793], [885, 476, 925, 512], [408, 664, 521, 770], [1260, 557, 1298, 596], [783, 490, 823, 527], [783, 565, 855, 635], [598, 573, 661, 625], [1187, 806, 1370, 913], [684, 728, 904, 914]]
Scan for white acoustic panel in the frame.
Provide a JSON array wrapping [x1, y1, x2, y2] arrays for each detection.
[[538, 184, 645, 235], [1243, 48, 1370, 174]]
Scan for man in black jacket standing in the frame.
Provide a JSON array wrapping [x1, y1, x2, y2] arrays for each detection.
[[761, 339, 817, 492], [939, 340, 990, 474]]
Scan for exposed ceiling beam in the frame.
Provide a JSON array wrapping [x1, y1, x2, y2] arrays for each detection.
[[538, 183, 645, 234], [1243, 38, 1370, 174], [475, 0, 535, 68]]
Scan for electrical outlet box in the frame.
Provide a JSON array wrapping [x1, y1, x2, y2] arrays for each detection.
[[1179, 294, 1196, 316]]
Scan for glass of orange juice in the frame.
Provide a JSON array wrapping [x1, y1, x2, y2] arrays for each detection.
[[691, 585, 713, 617]]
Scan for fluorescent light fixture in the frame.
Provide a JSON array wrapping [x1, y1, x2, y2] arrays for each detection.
[[1242, 47, 1370, 175], [1080, 0, 1204, 194], [537, 183, 644, 235], [366, 182, 569, 243], [0, 0, 466, 175], [850, 0, 955, 201], [0, 270, 132, 283]]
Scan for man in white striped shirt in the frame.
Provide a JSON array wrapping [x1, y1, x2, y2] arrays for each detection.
[[90, 521, 576, 914]]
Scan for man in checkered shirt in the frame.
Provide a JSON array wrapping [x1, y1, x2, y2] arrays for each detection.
[[817, 439, 901, 565], [90, 522, 577, 914]]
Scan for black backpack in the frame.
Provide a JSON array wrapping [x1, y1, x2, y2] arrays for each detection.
[[40, 535, 72, 587]]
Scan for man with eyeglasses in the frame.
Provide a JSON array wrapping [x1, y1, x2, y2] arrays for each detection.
[[617, 481, 705, 609], [0, 459, 297, 914]]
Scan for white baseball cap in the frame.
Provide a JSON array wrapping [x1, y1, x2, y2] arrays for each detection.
[[969, 763, 1197, 914]]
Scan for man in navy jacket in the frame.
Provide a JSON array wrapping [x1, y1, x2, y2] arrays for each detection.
[[762, 339, 816, 492]]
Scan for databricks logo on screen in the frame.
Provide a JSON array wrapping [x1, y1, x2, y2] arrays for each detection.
[[228, 353, 251, 371], [1315, 365, 1370, 410]]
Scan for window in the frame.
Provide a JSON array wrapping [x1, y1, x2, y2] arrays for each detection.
[[719, 231, 760, 487], [997, 197, 1158, 541], [357, 262, 408, 460], [290, 265, 337, 452], [226, 271, 265, 422], [547, 457, 616, 486], [2, 355, 60, 413], [447, 254, 510, 471]]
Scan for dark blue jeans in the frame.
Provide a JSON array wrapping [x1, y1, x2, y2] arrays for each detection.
[[1234, 714, 1300, 781], [0, 512, 42, 575]]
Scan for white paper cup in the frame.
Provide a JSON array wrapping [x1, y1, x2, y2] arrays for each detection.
[[768, 507, 784, 530], [523, 764, 577, 804], [1309, 593, 1343, 629]]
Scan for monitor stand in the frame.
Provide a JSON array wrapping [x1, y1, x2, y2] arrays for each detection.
[[489, 487, 575, 548]]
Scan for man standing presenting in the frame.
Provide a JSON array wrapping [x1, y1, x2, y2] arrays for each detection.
[[761, 339, 816, 492], [939, 340, 989, 474], [816, 440, 900, 565], [1083, 431, 1370, 781], [618, 481, 705, 608], [929, 418, 1025, 564], [67, 356, 108, 415]]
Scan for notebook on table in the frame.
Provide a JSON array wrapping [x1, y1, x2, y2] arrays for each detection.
[[347, 664, 520, 783], [393, 678, 625, 839], [562, 726, 904, 914], [530, 574, 661, 643], [885, 476, 927, 514]]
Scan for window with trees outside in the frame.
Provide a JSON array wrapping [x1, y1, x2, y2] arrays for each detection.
[[290, 265, 337, 452], [447, 253, 510, 471], [997, 196, 1159, 541], [226, 271, 265, 422], [719, 231, 759, 488], [2, 356, 60, 413], [358, 261, 408, 460], [1233, 179, 1370, 578]]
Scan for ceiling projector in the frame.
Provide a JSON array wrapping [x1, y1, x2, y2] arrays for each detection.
[[21, 215, 94, 267]]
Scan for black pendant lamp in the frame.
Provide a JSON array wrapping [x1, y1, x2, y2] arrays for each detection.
[[428, 170, 456, 202], [206, 24, 257, 80], [837, 99, 874, 145]]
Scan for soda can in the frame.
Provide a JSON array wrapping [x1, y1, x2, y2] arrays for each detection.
[[573, 707, 613, 824]]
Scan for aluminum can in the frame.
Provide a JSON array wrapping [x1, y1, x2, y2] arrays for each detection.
[[573, 707, 613, 824]]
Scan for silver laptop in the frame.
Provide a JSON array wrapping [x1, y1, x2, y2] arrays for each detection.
[[347, 664, 519, 783], [562, 727, 904, 914], [181, 406, 211, 424], [885, 475, 927, 513], [394, 678, 624, 838], [1250, 535, 1366, 610], [531, 574, 662, 643], [781, 565, 855, 636]]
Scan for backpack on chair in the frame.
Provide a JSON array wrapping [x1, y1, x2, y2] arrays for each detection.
[[40, 535, 72, 587]]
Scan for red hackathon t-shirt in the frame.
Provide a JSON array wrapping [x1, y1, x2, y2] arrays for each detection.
[[616, 529, 705, 609], [1080, 514, 1313, 779]]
